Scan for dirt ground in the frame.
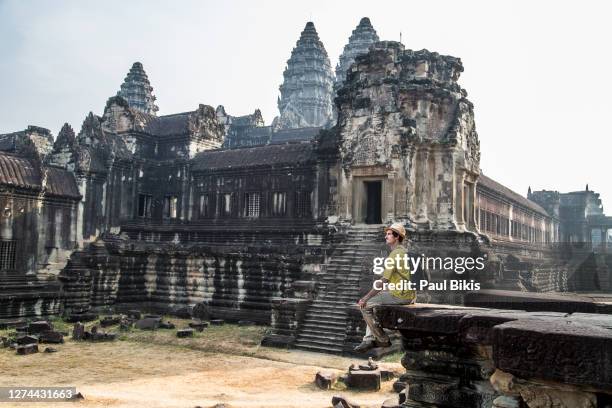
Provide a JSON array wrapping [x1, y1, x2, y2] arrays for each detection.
[[0, 318, 402, 408]]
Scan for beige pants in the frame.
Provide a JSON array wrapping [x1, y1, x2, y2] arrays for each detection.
[[361, 291, 415, 343]]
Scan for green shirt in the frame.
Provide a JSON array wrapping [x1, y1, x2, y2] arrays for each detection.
[[382, 246, 416, 301]]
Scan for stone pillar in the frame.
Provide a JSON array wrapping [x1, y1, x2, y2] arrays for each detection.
[[415, 148, 430, 224], [455, 170, 466, 231]]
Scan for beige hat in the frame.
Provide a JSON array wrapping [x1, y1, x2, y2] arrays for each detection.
[[385, 222, 406, 238]]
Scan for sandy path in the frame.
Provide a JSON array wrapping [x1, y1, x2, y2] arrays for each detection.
[[0, 341, 400, 408]]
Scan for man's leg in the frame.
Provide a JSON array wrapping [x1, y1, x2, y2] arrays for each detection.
[[361, 300, 391, 345], [354, 292, 416, 353]]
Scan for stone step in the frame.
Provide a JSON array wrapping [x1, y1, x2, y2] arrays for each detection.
[[294, 342, 344, 353], [301, 321, 346, 331], [295, 336, 345, 349], [298, 329, 345, 340]]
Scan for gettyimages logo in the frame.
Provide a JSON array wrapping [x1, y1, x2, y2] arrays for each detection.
[[372, 253, 486, 291]]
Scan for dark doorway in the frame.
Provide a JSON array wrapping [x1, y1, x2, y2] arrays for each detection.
[[365, 181, 382, 224]]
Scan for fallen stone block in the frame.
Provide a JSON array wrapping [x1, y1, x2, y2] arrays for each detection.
[[15, 325, 28, 333], [72, 323, 85, 340], [188, 321, 208, 332], [210, 319, 225, 326], [39, 331, 64, 344], [100, 316, 121, 327], [347, 370, 381, 391], [16, 343, 38, 355], [177, 328, 194, 338], [15, 334, 39, 345], [492, 396, 521, 408], [331, 395, 361, 408], [315, 371, 337, 390], [159, 321, 176, 329], [28, 320, 53, 334], [144, 314, 162, 321], [44, 347, 58, 353], [135, 318, 160, 330]]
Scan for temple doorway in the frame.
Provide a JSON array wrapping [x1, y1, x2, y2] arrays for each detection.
[[364, 181, 382, 224]]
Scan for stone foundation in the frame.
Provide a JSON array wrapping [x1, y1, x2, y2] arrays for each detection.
[[376, 304, 612, 407]]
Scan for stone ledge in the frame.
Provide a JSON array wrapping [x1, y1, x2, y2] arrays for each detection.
[[375, 303, 612, 391]]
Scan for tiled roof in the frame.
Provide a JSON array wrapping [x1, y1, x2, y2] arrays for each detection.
[[192, 142, 315, 171], [270, 127, 321, 144], [478, 174, 548, 216], [0, 152, 80, 198], [144, 112, 191, 137]]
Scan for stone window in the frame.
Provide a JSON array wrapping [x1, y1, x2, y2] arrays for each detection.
[[199, 194, 210, 218], [0, 240, 16, 270], [294, 191, 311, 217], [244, 192, 260, 218], [272, 192, 286, 216], [221, 193, 232, 216], [164, 195, 178, 219], [137, 194, 152, 218]]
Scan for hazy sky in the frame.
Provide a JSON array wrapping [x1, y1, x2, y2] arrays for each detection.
[[1, 0, 610, 209]]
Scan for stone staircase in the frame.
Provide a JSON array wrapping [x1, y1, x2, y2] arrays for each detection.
[[295, 224, 386, 354]]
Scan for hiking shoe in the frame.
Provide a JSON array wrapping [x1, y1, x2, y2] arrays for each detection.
[[376, 339, 392, 348], [353, 340, 376, 353]]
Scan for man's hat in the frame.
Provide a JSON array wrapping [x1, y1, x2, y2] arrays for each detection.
[[385, 222, 406, 238]]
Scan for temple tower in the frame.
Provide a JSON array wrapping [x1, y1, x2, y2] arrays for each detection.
[[275, 22, 334, 130], [116, 62, 159, 116], [334, 17, 379, 92]]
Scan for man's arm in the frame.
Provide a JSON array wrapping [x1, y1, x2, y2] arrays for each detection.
[[358, 277, 388, 309]]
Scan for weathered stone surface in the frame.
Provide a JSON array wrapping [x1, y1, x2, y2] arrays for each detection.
[[347, 369, 381, 391], [237, 320, 255, 326], [15, 334, 39, 345], [188, 321, 207, 332], [39, 331, 64, 344], [177, 329, 194, 338], [315, 371, 337, 390], [28, 320, 53, 334], [493, 319, 612, 390], [135, 318, 160, 330], [465, 290, 605, 314], [16, 343, 38, 355], [44, 347, 58, 353], [72, 323, 85, 340], [159, 321, 175, 329], [210, 319, 225, 326]]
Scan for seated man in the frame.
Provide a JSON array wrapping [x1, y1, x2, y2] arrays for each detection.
[[354, 222, 416, 353]]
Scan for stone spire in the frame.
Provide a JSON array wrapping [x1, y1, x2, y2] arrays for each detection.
[[117, 62, 159, 116], [275, 22, 334, 130], [54, 123, 76, 150], [335, 17, 379, 91]]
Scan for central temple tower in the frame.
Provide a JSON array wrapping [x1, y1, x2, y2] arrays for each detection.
[[275, 22, 335, 130]]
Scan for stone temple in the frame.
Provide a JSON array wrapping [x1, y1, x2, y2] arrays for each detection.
[[1, 17, 612, 405]]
